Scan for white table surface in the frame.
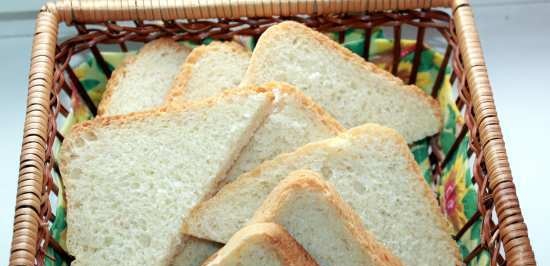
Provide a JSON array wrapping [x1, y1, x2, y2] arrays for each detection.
[[1, 0, 549, 264]]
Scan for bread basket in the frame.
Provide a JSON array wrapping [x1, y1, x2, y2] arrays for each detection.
[[9, 0, 536, 265]]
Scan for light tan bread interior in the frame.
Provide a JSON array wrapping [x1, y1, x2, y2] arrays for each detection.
[[166, 41, 251, 104], [181, 124, 460, 265], [250, 170, 403, 266], [98, 38, 191, 116], [60, 89, 274, 266], [241, 21, 441, 143], [225, 82, 344, 182]]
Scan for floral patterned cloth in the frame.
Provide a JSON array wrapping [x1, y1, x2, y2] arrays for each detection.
[[47, 28, 489, 265]]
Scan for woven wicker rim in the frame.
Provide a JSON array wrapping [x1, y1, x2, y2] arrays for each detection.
[[10, 1, 536, 265]]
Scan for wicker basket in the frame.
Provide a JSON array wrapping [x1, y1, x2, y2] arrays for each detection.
[[9, 0, 536, 265]]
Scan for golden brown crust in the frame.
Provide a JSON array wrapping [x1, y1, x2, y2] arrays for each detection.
[[165, 41, 251, 105], [202, 223, 318, 266], [245, 21, 442, 133], [96, 52, 136, 116], [168, 236, 223, 266], [251, 170, 403, 266], [97, 38, 191, 116]]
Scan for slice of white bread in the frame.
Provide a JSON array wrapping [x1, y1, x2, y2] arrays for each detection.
[[182, 124, 460, 265], [226, 82, 344, 182], [59, 89, 274, 266], [171, 237, 222, 266], [250, 170, 402, 266], [166, 41, 251, 104], [98, 38, 191, 116], [241, 21, 441, 143], [202, 223, 318, 266]]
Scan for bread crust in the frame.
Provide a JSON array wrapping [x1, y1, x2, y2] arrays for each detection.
[[182, 124, 461, 265], [251, 170, 403, 266], [202, 223, 318, 266], [169, 236, 223, 266], [97, 38, 191, 116], [243, 21, 443, 134], [165, 41, 251, 104]]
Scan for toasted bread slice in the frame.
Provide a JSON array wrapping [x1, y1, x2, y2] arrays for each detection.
[[203, 223, 318, 266], [182, 124, 460, 265], [251, 170, 402, 266], [166, 41, 251, 104], [241, 21, 441, 143], [60, 89, 274, 265], [98, 38, 190, 116]]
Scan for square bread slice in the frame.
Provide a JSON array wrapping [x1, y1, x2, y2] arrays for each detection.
[[165, 41, 251, 104], [250, 170, 402, 266], [59, 89, 274, 266], [181, 124, 460, 265], [170, 237, 222, 266], [98, 38, 191, 116], [202, 223, 318, 266], [241, 21, 441, 143], [225, 82, 344, 182]]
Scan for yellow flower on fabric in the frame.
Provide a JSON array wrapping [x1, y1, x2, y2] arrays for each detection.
[[438, 76, 464, 126], [371, 38, 393, 54], [73, 63, 89, 78], [415, 72, 432, 91], [440, 154, 469, 232]]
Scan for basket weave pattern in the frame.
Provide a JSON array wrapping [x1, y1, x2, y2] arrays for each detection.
[[10, 1, 535, 265]]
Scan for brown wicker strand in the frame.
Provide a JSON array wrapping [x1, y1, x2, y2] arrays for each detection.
[[431, 44, 452, 97], [408, 13, 427, 84], [75, 24, 113, 78], [441, 123, 468, 168], [392, 23, 401, 75], [362, 27, 372, 60], [65, 62, 98, 115]]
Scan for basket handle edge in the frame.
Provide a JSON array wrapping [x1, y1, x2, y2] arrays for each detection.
[[48, 0, 453, 24], [453, 2, 537, 265]]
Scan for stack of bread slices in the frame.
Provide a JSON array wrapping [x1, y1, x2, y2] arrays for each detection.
[[60, 21, 459, 266]]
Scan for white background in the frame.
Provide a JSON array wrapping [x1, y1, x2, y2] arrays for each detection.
[[1, 0, 548, 264]]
